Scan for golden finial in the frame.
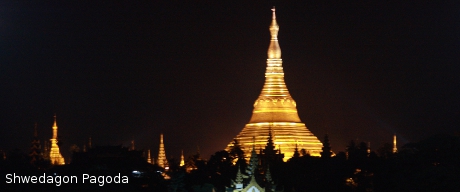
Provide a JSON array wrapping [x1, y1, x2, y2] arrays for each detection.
[[268, 7, 281, 59]]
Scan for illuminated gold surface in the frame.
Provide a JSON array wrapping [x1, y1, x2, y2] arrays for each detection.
[[49, 115, 65, 165], [227, 8, 323, 161]]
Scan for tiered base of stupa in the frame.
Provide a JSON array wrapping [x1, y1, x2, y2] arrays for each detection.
[[227, 122, 323, 161]]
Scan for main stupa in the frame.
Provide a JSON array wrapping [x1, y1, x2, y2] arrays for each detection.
[[226, 8, 323, 161]]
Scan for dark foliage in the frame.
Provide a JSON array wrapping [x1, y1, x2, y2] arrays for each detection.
[[2, 134, 460, 191]]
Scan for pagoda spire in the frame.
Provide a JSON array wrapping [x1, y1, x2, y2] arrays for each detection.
[[147, 149, 152, 164], [49, 114, 65, 165], [256, 6, 293, 103], [180, 150, 185, 166], [157, 134, 167, 168], [268, 7, 281, 59], [393, 134, 397, 153], [52, 114, 58, 139]]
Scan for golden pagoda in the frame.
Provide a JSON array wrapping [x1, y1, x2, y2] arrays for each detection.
[[147, 149, 153, 164], [180, 150, 185, 167], [157, 133, 167, 168], [49, 115, 65, 165], [393, 134, 397, 153], [227, 8, 323, 161]]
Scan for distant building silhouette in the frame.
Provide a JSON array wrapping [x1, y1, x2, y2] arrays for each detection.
[[29, 123, 42, 165]]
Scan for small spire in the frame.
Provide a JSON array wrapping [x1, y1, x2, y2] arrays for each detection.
[[53, 114, 58, 128], [147, 149, 152, 164], [158, 133, 167, 168], [180, 150, 185, 166], [235, 164, 244, 184], [393, 134, 397, 153], [51, 114, 58, 139]]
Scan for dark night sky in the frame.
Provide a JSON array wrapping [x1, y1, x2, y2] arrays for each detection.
[[1, 1, 459, 160]]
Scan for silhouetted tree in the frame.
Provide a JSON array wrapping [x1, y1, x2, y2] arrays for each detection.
[[207, 150, 235, 191], [229, 139, 245, 163]]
